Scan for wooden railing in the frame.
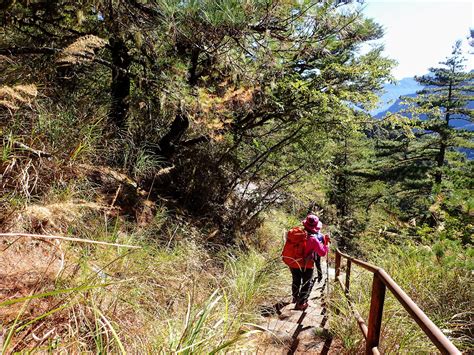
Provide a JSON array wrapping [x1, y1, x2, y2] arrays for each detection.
[[334, 248, 461, 355]]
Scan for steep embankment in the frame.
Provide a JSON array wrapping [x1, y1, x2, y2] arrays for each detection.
[[0, 169, 292, 353]]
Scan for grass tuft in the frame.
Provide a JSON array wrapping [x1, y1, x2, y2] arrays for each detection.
[[0, 205, 289, 353]]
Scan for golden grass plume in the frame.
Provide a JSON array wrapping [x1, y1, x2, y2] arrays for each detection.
[[58, 34, 107, 65], [0, 84, 38, 110]]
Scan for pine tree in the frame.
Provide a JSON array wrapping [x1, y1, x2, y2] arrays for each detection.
[[369, 42, 473, 225], [410, 41, 473, 185]]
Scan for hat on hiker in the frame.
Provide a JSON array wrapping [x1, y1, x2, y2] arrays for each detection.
[[302, 214, 322, 233]]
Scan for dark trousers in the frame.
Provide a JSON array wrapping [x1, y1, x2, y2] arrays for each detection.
[[315, 255, 322, 281], [290, 267, 313, 304]]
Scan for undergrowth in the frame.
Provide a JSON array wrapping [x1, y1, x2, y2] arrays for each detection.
[[329, 234, 473, 353], [0, 205, 289, 353]]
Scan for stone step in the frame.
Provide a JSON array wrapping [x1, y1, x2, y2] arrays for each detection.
[[250, 264, 335, 354]]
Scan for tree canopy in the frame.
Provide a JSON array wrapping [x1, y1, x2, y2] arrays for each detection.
[[1, 0, 395, 233]]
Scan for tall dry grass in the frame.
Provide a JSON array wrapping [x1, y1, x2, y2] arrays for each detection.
[[329, 237, 473, 353], [0, 203, 289, 353]]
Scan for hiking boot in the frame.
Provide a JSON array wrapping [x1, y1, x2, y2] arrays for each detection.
[[294, 302, 308, 311]]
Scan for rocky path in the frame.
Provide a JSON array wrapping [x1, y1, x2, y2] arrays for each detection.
[[251, 265, 339, 354]]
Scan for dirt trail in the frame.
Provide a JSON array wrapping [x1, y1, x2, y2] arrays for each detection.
[[251, 265, 341, 354]]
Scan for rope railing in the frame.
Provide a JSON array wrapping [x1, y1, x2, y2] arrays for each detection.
[[334, 248, 461, 355]]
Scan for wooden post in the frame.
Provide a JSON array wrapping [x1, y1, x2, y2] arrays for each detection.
[[335, 248, 461, 354], [366, 272, 386, 354], [345, 259, 351, 294], [334, 250, 342, 315]]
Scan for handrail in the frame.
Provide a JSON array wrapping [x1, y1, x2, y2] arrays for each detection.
[[334, 248, 461, 355]]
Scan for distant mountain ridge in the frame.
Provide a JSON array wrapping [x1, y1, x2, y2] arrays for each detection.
[[373, 76, 473, 131], [371, 77, 422, 116], [371, 75, 473, 159]]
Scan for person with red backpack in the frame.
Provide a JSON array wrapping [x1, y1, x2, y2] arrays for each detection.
[[282, 214, 330, 311]]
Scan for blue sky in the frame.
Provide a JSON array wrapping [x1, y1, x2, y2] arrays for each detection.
[[361, 0, 473, 79]]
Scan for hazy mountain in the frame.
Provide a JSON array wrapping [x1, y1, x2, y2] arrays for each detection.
[[373, 77, 473, 131], [376, 97, 474, 130], [371, 76, 473, 159], [370, 77, 423, 116]]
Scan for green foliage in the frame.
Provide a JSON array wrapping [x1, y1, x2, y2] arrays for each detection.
[[320, 42, 472, 247], [1, 134, 14, 163], [0, 0, 395, 232], [1, 1, 471, 352], [369, 236, 471, 348], [224, 249, 284, 314], [0, 206, 289, 353], [331, 237, 473, 352], [371, 43, 473, 221]]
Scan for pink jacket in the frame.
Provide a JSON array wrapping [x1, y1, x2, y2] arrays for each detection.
[[305, 235, 328, 260]]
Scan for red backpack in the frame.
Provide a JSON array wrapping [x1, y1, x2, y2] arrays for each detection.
[[282, 227, 313, 269]]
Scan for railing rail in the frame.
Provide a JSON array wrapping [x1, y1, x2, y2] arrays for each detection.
[[334, 248, 461, 355]]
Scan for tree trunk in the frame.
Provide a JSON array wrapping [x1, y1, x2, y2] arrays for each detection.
[[435, 140, 446, 184], [435, 86, 452, 185], [109, 37, 131, 129], [156, 112, 190, 160], [188, 47, 200, 86]]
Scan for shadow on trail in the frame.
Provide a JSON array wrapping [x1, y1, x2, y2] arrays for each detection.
[[259, 301, 290, 317], [285, 276, 333, 355]]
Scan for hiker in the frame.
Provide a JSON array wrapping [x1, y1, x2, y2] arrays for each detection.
[[309, 225, 325, 283], [282, 214, 330, 311]]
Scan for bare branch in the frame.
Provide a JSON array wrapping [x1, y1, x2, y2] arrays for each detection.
[[0, 233, 141, 249]]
